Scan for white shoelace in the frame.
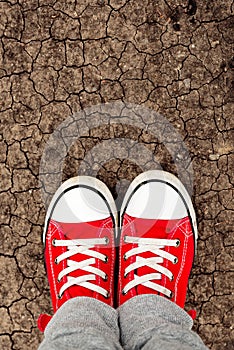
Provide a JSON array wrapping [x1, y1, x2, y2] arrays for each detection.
[[122, 236, 180, 298], [53, 237, 109, 299]]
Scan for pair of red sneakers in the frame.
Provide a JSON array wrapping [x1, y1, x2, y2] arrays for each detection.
[[38, 170, 197, 332]]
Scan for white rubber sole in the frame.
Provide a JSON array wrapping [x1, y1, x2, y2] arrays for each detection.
[[43, 176, 118, 244], [120, 170, 198, 245]]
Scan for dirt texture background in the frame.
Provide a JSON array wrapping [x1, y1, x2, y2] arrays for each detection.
[[0, 0, 233, 349]]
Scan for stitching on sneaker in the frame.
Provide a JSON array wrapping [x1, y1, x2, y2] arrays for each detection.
[[174, 218, 192, 303], [163, 217, 187, 294], [48, 220, 64, 310], [97, 216, 114, 305], [119, 215, 135, 299]]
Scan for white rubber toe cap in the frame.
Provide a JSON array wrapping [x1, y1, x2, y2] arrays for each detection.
[[51, 187, 111, 223], [125, 181, 187, 220]]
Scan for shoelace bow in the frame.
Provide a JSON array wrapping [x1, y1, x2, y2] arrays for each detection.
[[53, 237, 110, 299], [122, 236, 180, 298]]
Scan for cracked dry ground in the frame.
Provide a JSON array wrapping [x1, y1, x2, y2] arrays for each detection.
[[0, 0, 233, 349]]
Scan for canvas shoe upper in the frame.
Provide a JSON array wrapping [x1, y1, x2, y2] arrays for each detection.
[[38, 176, 117, 332], [118, 170, 197, 312]]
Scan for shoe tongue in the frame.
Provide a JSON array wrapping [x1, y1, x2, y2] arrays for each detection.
[[127, 215, 182, 239], [56, 219, 108, 240]]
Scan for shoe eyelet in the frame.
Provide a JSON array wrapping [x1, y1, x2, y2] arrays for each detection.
[[104, 255, 108, 263], [104, 236, 109, 245], [103, 274, 108, 281], [170, 274, 174, 281], [57, 293, 63, 300], [57, 277, 61, 283], [52, 239, 56, 246], [169, 291, 174, 299], [175, 239, 180, 247], [122, 289, 127, 296], [105, 291, 110, 299], [124, 272, 128, 278], [173, 257, 178, 264], [54, 258, 58, 265], [123, 254, 128, 261]]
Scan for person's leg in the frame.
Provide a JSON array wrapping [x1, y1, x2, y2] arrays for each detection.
[[39, 297, 122, 350], [37, 176, 122, 349], [117, 170, 209, 350], [119, 295, 208, 350]]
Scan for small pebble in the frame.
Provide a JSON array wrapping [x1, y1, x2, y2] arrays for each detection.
[[211, 40, 219, 48], [209, 154, 219, 160]]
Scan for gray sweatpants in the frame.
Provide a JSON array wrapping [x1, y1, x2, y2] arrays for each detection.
[[38, 295, 208, 350]]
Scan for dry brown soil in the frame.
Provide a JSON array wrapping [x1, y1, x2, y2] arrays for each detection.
[[0, 0, 233, 349]]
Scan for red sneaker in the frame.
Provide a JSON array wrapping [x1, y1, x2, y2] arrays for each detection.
[[118, 170, 198, 311], [38, 176, 117, 332]]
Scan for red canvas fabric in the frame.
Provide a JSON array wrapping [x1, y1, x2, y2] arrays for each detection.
[[38, 217, 115, 332], [118, 214, 195, 309]]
